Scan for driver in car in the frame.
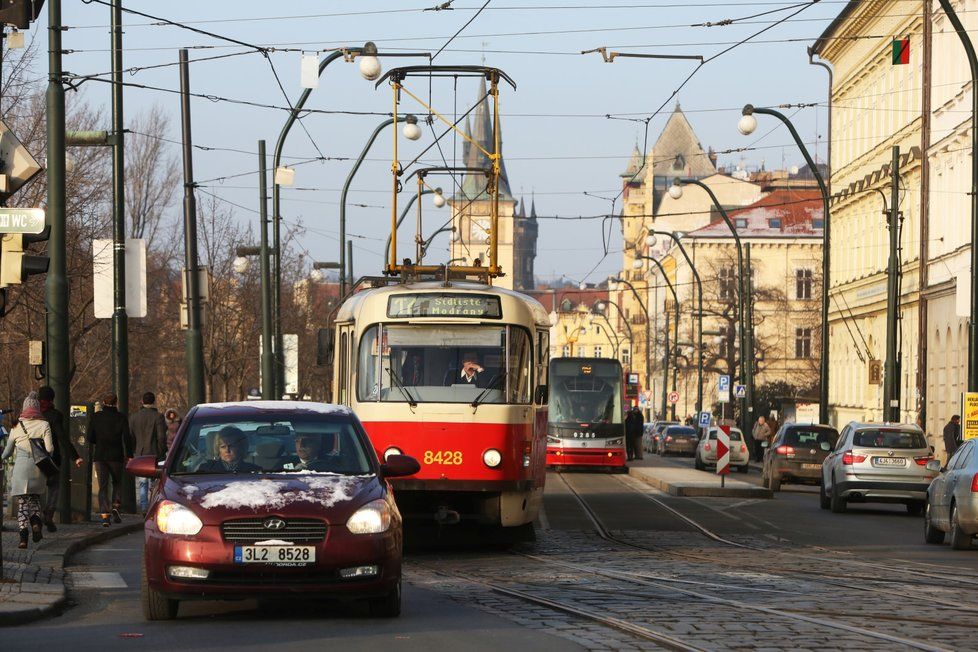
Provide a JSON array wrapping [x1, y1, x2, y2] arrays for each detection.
[[282, 433, 339, 472], [197, 426, 261, 473]]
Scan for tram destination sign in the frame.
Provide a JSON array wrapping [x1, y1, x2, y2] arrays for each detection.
[[0, 208, 45, 234], [387, 293, 502, 319]]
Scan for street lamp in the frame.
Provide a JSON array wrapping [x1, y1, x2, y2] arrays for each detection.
[[432, 187, 446, 208], [610, 276, 652, 418], [634, 255, 680, 420], [669, 178, 752, 434], [740, 103, 830, 424], [648, 229, 704, 414], [591, 301, 621, 357], [310, 261, 341, 284]]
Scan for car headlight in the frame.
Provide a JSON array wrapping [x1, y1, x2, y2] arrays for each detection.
[[156, 500, 203, 536], [606, 437, 623, 446], [483, 448, 502, 468], [347, 499, 392, 535]]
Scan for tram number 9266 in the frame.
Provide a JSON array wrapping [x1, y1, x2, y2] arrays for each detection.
[[423, 450, 463, 465]]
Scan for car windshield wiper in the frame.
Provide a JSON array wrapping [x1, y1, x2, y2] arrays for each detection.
[[472, 371, 506, 408], [386, 367, 418, 407]]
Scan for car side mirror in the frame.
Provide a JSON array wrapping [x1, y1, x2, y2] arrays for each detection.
[[127, 454, 161, 479], [381, 454, 420, 478], [925, 459, 941, 473], [820, 442, 831, 451], [534, 384, 548, 404]]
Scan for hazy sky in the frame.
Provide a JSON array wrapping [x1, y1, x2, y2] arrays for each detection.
[[49, 0, 846, 285]]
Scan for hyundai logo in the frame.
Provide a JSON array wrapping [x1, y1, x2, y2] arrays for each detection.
[[263, 517, 286, 531]]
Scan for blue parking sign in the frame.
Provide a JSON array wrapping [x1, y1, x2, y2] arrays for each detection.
[[718, 375, 730, 392], [698, 411, 711, 428]]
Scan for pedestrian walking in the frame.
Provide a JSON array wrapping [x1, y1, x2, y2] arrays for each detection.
[[625, 405, 644, 461], [89, 393, 133, 527], [943, 415, 962, 462], [164, 409, 182, 450], [1, 392, 54, 549], [130, 392, 167, 514], [751, 416, 771, 463], [38, 385, 82, 532]]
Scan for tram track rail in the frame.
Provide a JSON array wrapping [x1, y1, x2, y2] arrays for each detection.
[[542, 472, 961, 652]]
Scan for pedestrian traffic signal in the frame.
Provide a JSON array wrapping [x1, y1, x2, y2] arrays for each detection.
[[0, 226, 49, 286], [0, 0, 45, 30]]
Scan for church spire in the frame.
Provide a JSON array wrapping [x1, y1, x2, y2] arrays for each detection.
[[530, 192, 537, 219], [459, 75, 512, 199]]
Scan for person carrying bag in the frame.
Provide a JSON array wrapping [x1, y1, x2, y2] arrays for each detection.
[[1, 392, 55, 549]]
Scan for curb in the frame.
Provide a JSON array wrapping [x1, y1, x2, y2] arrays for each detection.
[[632, 468, 773, 499], [0, 521, 142, 627]]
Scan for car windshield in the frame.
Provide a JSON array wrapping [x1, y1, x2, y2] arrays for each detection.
[[853, 429, 927, 449], [170, 415, 373, 476], [783, 428, 838, 448], [708, 430, 743, 441], [666, 427, 696, 436], [358, 324, 531, 404]]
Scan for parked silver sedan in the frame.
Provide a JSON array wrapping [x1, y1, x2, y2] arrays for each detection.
[[924, 438, 978, 550], [820, 422, 937, 515], [695, 426, 750, 472]]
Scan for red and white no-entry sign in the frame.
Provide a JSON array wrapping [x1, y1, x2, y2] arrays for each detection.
[[716, 425, 731, 476]]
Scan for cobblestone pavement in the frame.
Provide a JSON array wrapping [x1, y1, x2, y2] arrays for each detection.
[[0, 517, 141, 625], [406, 482, 977, 651]]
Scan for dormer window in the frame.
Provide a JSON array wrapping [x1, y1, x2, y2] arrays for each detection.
[[673, 154, 685, 170], [735, 218, 748, 229], [768, 218, 782, 229]]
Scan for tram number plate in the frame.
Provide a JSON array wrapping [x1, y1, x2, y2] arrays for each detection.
[[423, 450, 463, 465], [234, 546, 315, 564]]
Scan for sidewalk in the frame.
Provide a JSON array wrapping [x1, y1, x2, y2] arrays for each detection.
[[627, 456, 773, 498], [0, 516, 142, 626]]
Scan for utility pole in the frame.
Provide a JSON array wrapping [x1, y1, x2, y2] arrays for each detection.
[[179, 50, 205, 406], [745, 242, 755, 429], [347, 240, 353, 291], [259, 140, 274, 399], [884, 145, 901, 422], [45, 0, 71, 524], [661, 311, 670, 420]]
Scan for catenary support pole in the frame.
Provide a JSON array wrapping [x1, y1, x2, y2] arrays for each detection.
[[179, 50, 205, 406], [46, 0, 72, 524], [745, 242, 754, 429], [259, 140, 274, 400], [884, 146, 901, 422], [662, 311, 670, 420], [347, 240, 354, 291]]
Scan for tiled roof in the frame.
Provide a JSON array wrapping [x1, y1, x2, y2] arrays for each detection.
[[686, 189, 824, 237], [650, 104, 717, 179]]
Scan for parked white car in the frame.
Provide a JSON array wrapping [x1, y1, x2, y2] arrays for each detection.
[[924, 438, 978, 549], [695, 426, 749, 473]]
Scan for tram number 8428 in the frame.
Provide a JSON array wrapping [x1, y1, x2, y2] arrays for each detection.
[[423, 450, 464, 465]]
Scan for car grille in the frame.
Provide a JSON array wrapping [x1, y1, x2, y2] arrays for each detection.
[[221, 518, 327, 543], [205, 570, 342, 586]]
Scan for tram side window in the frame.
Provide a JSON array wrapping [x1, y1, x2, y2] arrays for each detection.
[[357, 327, 379, 401], [508, 328, 532, 404], [339, 332, 348, 404]]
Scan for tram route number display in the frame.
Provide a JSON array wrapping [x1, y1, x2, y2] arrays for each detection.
[[423, 450, 464, 465], [388, 293, 502, 319]]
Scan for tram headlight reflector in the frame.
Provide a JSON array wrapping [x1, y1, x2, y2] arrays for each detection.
[[607, 437, 623, 446], [383, 447, 402, 461], [483, 449, 502, 468]]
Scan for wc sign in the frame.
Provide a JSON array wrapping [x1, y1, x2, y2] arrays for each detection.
[[0, 208, 45, 234]]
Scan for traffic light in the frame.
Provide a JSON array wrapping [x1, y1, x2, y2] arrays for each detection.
[[0, 225, 49, 286], [0, 0, 44, 29]]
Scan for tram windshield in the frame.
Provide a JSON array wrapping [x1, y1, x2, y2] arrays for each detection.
[[549, 359, 623, 426], [357, 324, 532, 404]]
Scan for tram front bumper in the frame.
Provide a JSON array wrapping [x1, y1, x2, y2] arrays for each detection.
[[546, 447, 626, 467]]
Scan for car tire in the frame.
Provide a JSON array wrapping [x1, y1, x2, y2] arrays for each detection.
[[924, 502, 945, 545], [694, 455, 704, 471], [369, 578, 402, 617], [818, 482, 830, 510], [830, 483, 847, 514], [949, 504, 973, 551], [141, 563, 178, 621], [769, 475, 781, 493], [906, 501, 924, 516], [738, 465, 749, 473]]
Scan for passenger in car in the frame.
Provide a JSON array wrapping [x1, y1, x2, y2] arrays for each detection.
[[197, 426, 261, 473], [282, 433, 341, 472]]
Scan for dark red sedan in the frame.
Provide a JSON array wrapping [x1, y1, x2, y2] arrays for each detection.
[[127, 401, 419, 620]]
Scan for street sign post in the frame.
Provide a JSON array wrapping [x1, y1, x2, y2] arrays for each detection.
[[718, 375, 730, 403], [668, 390, 679, 404], [716, 424, 731, 487], [734, 384, 747, 399], [0, 208, 44, 234]]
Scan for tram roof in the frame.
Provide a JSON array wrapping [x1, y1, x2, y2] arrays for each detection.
[[334, 280, 551, 327]]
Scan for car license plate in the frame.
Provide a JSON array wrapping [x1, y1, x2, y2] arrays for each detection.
[[234, 545, 315, 564], [801, 463, 820, 470], [872, 457, 907, 467]]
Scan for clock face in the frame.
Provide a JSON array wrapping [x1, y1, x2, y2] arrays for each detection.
[[470, 218, 490, 242]]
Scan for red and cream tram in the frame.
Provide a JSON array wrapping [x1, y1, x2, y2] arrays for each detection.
[[331, 281, 550, 532]]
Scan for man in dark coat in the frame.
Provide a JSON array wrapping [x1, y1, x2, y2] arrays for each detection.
[[944, 415, 962, 462], [90, 393, 134, 527], [38, 385, 81, 532], [625, 406, 645, 461], [129, 391, 168, 514]]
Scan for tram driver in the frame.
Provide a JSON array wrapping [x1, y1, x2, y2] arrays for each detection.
[[444, 349, 488, 388]]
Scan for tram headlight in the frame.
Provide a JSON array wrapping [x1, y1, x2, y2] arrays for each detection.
[[546, 436, 560, 445], [607, 437, 623, 446], [383, 447, 403, 461], [483, 448, 502, 468]]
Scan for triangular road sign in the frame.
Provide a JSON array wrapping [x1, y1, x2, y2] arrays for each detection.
[[0, 119, 42, 197]]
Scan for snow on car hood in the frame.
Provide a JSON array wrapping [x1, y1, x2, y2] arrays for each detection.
[[170, 474, 376, 515]]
